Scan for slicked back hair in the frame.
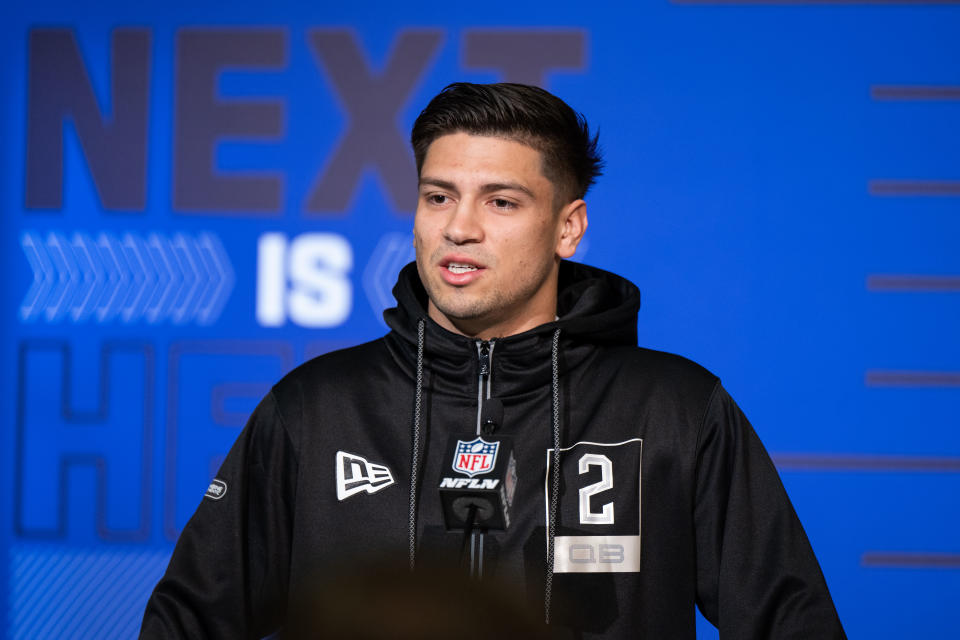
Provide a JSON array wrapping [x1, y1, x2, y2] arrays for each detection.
[[411, 82, 603, 206]]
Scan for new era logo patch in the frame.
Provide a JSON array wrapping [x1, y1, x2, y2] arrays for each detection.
[[336, 451, 395, 501]]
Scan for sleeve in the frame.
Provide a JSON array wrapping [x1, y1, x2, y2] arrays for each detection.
[[139, 389, 298, 640], [693, 384, 846, 639]]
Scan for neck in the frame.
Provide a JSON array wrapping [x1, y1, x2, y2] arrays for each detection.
[[427, 303, 557, 341]]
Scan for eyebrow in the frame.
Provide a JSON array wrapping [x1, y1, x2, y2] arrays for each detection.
[[419, 177, 536, 200]]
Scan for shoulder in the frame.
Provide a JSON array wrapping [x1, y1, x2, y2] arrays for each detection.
[[580, 344, 723, 431], [626, 345, 716, 379], [270, 338, 391, 404], [255, 338, 393, 448], [602, 344, 719, 395]]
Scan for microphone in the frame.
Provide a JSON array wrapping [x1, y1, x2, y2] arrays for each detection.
[[480, 399, 503, 436], [439, 432, 517, 532]]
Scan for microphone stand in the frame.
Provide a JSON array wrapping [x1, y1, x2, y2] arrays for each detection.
[[459, 504, 485, 578]]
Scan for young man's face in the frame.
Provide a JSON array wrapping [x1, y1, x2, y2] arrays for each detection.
[[413, 132, 586, 340]]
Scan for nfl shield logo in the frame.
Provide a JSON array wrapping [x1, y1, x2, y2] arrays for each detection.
[[453, 437, 499, 477]]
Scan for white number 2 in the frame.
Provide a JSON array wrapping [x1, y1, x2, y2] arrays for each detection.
[[578, 453, 614, 525]]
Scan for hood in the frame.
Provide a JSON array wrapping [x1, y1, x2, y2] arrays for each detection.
[[383, 260, 642, 396], [385, 259, 642, 623]]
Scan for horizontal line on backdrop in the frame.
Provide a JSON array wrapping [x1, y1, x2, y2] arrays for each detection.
[[672, 0, 960, 4], [872, 85, 960, 100], [865, 371, 960, 387], [862, 552, 960, 568], [773, 453, 960, 472], [867, 275, 960, 291], [869, 180, 960, 196]]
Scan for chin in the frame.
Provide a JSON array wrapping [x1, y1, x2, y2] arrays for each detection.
[[434, 297, 494, 322], [437, 304, 484, 322]]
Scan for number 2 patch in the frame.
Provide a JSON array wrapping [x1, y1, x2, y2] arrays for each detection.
[[545, 438, 642, 573]]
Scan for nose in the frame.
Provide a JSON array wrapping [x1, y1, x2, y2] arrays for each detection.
[[442, 200, 483, 245]]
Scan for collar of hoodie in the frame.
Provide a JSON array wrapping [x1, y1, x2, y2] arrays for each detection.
[[383, 260, 641, 396]]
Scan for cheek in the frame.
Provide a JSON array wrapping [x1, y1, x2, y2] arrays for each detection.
[[413, 208, 433, 234], [413, 219, 436, 248], [504, 229, 552, 270], [525, 220, 560, 253]]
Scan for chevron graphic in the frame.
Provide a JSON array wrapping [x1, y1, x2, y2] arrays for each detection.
[[20, 231, 235, 325], [362, 232, 416, 325]]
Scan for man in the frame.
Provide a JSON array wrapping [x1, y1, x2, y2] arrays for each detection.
[[141, 82, 845, 638]]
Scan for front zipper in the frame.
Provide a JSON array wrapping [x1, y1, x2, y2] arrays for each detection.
[[474, 339, 496, 433], [471, 338, 496, 578]]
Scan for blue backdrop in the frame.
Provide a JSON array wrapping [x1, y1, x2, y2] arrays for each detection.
[[2, 1, 959, 637]]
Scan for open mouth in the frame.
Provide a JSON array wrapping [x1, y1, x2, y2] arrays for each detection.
[[446, 262, 479, 274], [439, 257, 485, 284]]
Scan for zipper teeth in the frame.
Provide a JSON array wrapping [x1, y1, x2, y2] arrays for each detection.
[[472, 339, 495, 579], [475, 341, 485, 435], [475, 339, 496, 433], [485, 341, 496, 401]]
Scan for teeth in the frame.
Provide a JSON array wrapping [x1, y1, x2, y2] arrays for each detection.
[[447, 263, 478, 274]]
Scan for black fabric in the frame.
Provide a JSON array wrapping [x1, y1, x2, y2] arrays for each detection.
[[140, 260, 846, 639]]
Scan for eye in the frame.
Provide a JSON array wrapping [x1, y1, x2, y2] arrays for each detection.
[[491, 198, 516, 210], [425, 193, 449, 205]]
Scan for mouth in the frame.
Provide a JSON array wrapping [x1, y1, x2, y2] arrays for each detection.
[[438, 256, 486, 284], [445, 261, 479, 274]]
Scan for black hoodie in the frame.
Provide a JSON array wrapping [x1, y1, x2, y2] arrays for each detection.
[[140, 261, 846, 639]]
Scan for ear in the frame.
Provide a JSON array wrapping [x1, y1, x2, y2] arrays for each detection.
[[555, 199, 588, 259]]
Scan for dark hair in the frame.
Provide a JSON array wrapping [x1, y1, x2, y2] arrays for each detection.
[[411, 82, 603, 204]]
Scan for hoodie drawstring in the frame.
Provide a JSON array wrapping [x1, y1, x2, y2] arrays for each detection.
[[408, 318, 426, 571], [545, 327, 562, 624], [407, 321, 564, 628]]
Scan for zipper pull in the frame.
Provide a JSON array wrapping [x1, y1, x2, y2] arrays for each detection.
[[478, 341, 490, 377]]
